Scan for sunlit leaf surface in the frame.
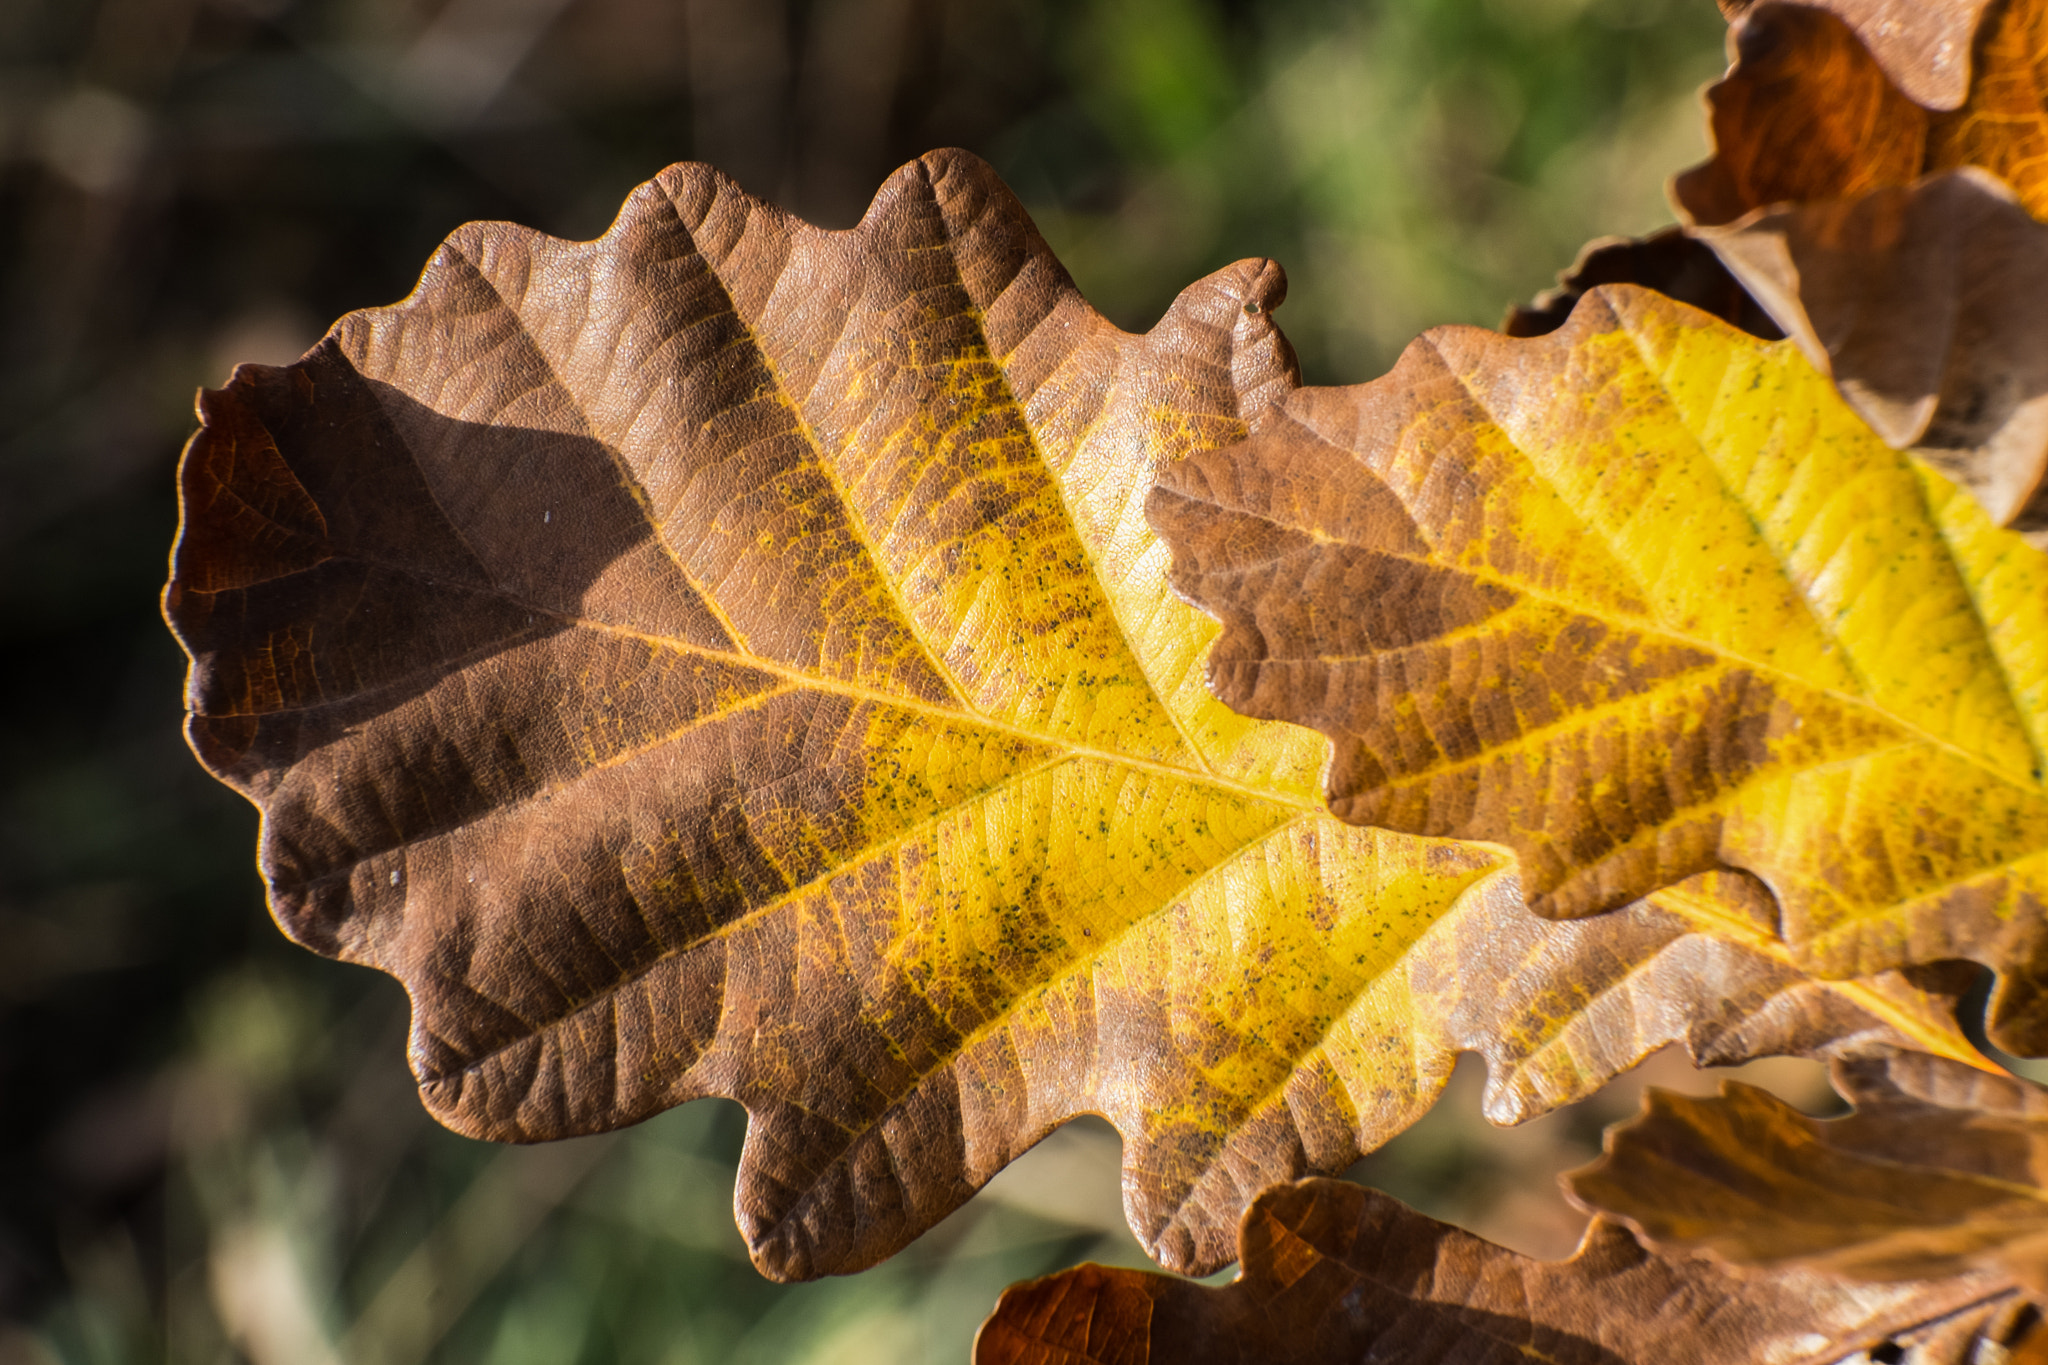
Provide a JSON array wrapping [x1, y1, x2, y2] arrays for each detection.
[[1669, 4, 2048, 538], [1697, 168, 2048, 534]]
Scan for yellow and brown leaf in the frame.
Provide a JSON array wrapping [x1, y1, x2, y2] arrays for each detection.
[[1692, 169, 2048, 533], [1654, 4, 2048, 537], [167, 156, 1981, 1282], [1151, 284, 2048, 1056]]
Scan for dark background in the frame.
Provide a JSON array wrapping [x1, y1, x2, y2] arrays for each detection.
[[0, 1, 1735, 1360]]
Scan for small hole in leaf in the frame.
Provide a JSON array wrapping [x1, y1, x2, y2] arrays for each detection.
[[1868, 1342, 1904, 1364], [1341, 1048, 1840, 1260], [1243, 301, 1260, 315], [1956, 963, 2048, 1082]]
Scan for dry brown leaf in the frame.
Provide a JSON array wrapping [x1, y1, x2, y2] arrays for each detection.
[[1676, 0, 2048, 227], [975, 1176, 2031, 1365], [1149, 283, 2048, 1056], [1568, 1049, 2048, 1298], [1502, 227, 1782, 342], [1697, 168, 2048, 535], [165, 154, 1989, 1281], [1715, 0, 1994, 111]]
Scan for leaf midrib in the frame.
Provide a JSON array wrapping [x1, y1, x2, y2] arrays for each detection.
[[334, 245, 1312, 849], [569, 610, 1324, 814], [314, 581, 1332, 1078], [232, 543, 1327, 899], [433, 773, 1318, 1095], [747, 810, 1336, 1255]]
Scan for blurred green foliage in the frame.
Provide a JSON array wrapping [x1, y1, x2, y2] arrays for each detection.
[[0, 1, 1732, 1360], [1013, 0, 1729, 381]]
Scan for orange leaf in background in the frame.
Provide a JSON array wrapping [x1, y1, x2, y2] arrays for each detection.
[[1715, 0, 1995, 111], [1677, 0, 2048, 227]]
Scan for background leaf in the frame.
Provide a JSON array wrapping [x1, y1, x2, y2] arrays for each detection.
[[1501, 226, 1782, 341], [1568, 1049, 2048, 1295], [1714, 0, 1995, 111], [1151, 283, 2048, 1055], [1697, 168, 2048, 535], [1675, 0, 2048, 227], [974, 1177, 2032, 1365], [1661, 2, 2048, 540]]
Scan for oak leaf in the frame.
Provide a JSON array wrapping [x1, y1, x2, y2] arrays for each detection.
[[1150, 283, 2048, 1056], [1672, 4, 2048, 536], [974, 1176, 2034, 1365], [1675, 0, 2048, 227], [1713, 0, 1995, 112], [165, 155, 1982, 1282], [1568, 1049, 2048, 1297], [1501, 226, 1782, 342]]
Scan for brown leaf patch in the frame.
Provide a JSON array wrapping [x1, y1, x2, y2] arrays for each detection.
[[1502, 228, 1782, 343], [975, 1176, 2029, 1365], [1569, 1049, 2048, 1297], [1716, 0, 1995, 111]]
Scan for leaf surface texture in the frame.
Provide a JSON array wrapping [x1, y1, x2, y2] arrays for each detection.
[[1697, 169, 2048, 535], [1674, 4, 2048, 536]]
